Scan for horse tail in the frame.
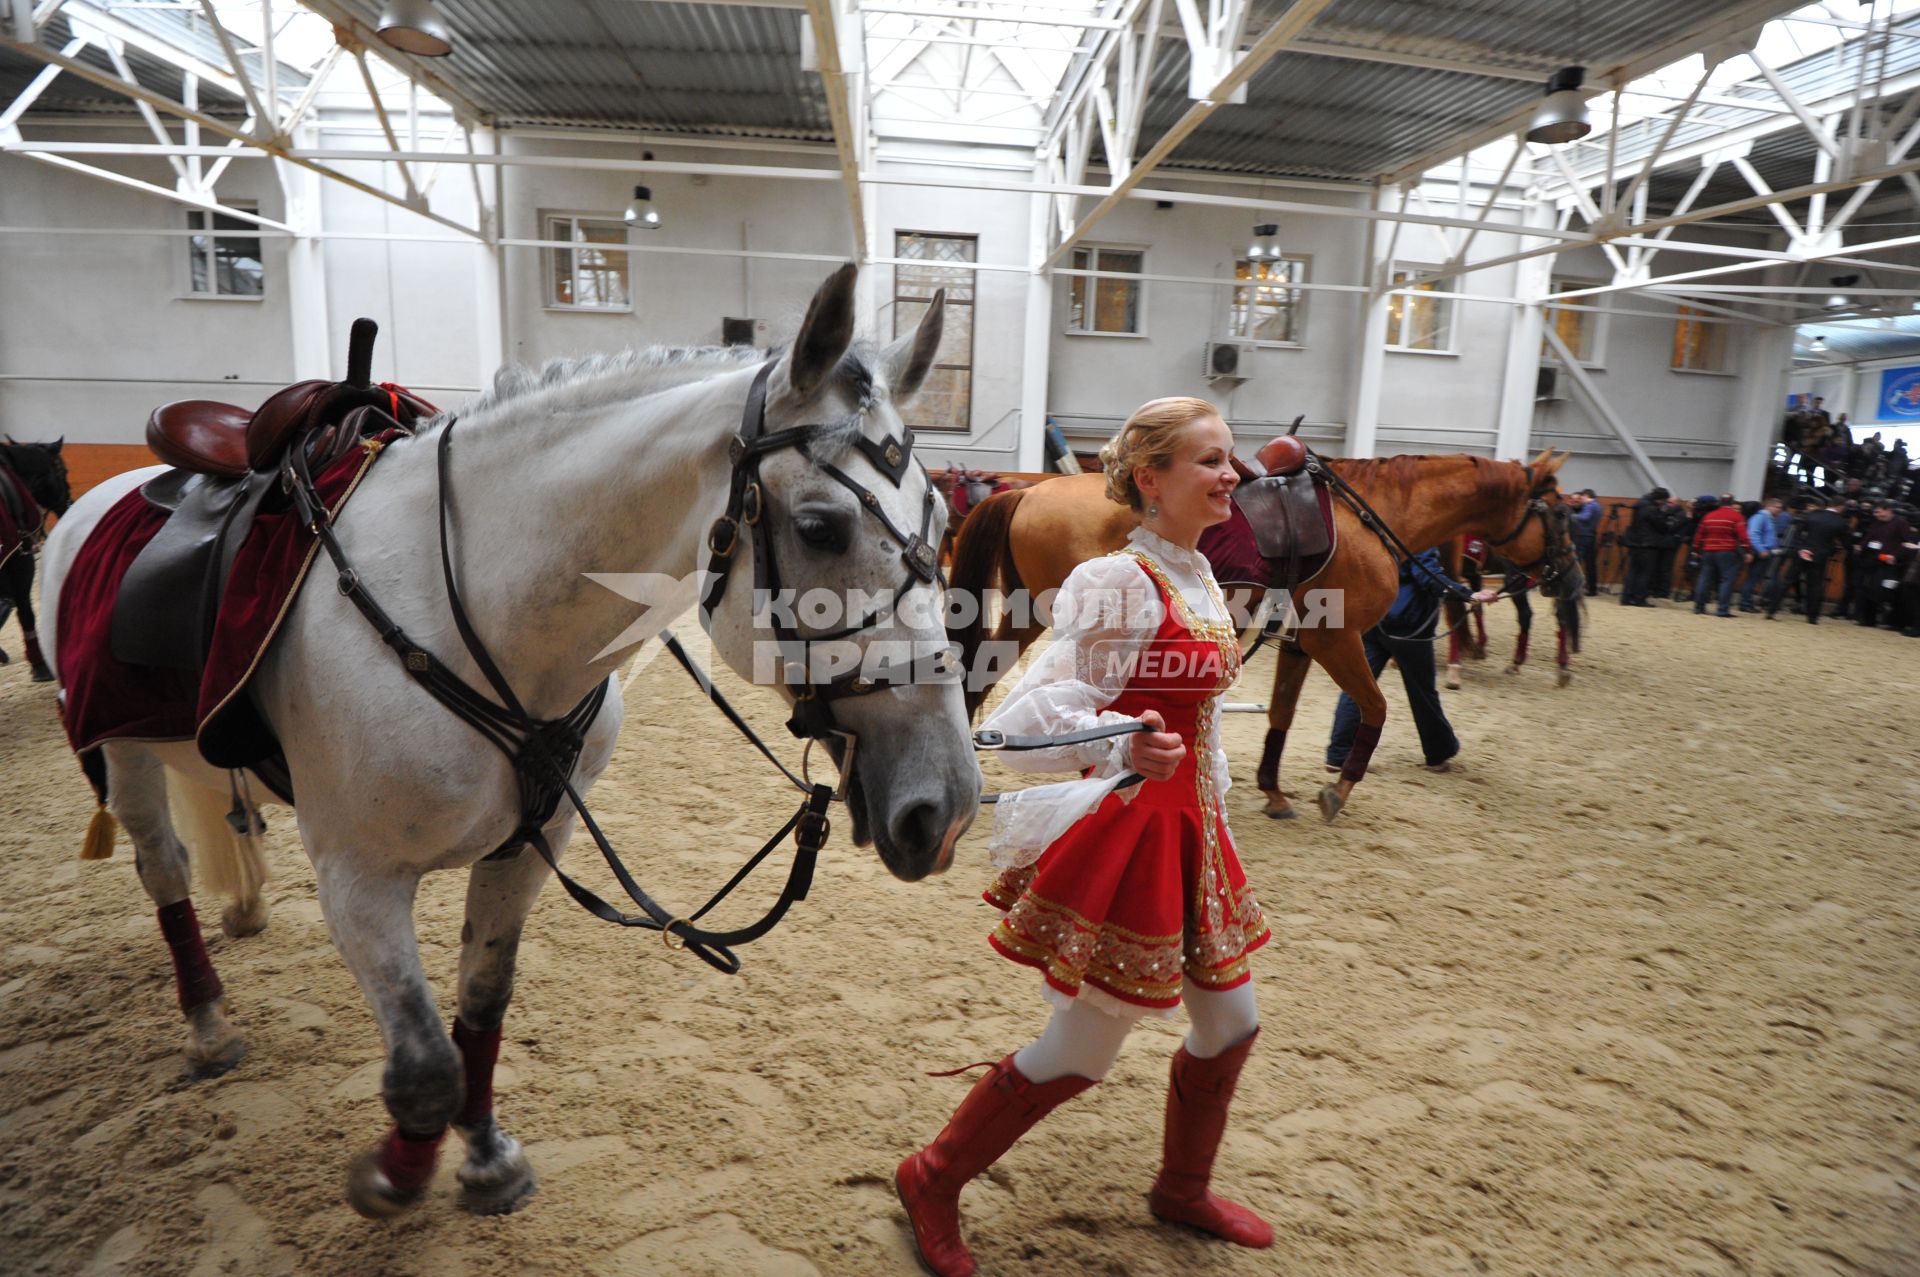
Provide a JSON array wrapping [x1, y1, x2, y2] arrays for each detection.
[[166, 771, 269, 935], [1556, 580, 1584, 654], [947, 486, 1028, 718]]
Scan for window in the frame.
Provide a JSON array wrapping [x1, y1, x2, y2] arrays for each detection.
[[1066, 245, 1143, 335], [1229, 255, 1307, 345], [894, 231, 976, 432], [186, 207, 264, 298], [1543, 277, 1605, 365], [1672, 306, 1729, 373], [544, 214, 630, 310], [1385, 268, 1453, 352]]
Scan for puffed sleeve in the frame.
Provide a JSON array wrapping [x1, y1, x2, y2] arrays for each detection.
[[980, 553, 1161, 775], [981, 553, 1162, 868]]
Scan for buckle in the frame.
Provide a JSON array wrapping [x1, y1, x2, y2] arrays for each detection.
[[729, 436, 748, 466], [904, 536, 937, 582], [972, 729, 1006, 749], [741, 481, 763, 526], [708, 515, 739, 557]]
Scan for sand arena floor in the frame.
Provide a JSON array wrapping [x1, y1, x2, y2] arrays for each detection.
[[0, 597, 1915, 1277]]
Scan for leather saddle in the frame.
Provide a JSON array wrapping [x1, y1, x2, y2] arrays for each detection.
[[1232, 432, 1327, 561], [113, 318, 434, 673]]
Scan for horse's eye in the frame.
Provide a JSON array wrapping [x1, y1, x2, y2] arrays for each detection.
[[794, 514, 845, 552]]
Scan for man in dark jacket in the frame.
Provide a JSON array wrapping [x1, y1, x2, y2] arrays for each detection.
[[1569, 489, 1602, 596], [1620, 486, 1670, 607], [1327, 549, 1498, 774], [1854, 501, 1917, 628], [1655, 494, 1691, 600], [1766, 493, 1852, 623]]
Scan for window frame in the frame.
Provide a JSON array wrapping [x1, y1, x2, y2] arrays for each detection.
[[541, 210, 634, 313], [1384, 264, 1457, 355], [1227, 251, 1310, 348], [181, 203, 267, 302], [1542, 276, 1608, 369], [1670, 304, 1734, 376], [1064, 243, 1149, 338], [893, 229, 977, 433]]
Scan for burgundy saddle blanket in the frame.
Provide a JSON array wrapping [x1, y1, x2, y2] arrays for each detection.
[[56, 437, 394, 785]]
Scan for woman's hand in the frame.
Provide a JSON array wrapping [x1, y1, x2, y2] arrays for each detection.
[[1128, 710, 1186, 783], [1470, 588, 1500, 603]]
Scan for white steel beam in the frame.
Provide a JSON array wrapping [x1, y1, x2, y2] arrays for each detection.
[[1384, 0, 1809, 186], [193, 0, 271, 137], [7, 0, 32, 43], [1541, 323, 1666, 491], [353, 48, 423, 207], [100, 35, 189, 185], [1495, 198, 1554, 461], [0, 39, 486, 239], [807, 0, 867, 260], [19, 149, 294, 230], [0, 32, 84, 131], [59, 0, 248, 102], [1047, 0, 1334, 265], [296, 0, 490, 125]]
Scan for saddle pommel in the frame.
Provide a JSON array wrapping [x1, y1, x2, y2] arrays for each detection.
[[1256, 434, 1307, 477]]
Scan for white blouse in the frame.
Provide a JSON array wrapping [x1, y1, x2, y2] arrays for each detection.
[[982, 526, 1237, 868]]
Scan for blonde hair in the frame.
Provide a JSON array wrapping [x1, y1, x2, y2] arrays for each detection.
[[1098, 396, 1221, 511]]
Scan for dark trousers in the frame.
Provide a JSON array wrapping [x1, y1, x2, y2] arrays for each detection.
[[1622, 546, 1660, 604], [1328, 629, 1458, 769], [1576, 536, 1598, 595], [1694, 550, 1741, 615], [1740, 554, 1782, 609], [1768, 554, 1832, 622]]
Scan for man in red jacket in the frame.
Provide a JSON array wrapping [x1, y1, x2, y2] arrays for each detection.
[[1691, 494, 1752, 618]]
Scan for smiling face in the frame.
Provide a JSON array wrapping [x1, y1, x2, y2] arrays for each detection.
[[1134, 413, 1239, 540]]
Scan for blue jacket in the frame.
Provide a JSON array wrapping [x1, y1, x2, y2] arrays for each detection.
[[1385, 549, 1470, 635], [1571, 501, 1603, 542], [1747, 509, 1781, 554]]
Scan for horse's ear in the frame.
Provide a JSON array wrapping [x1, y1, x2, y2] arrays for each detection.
[[50, 436, 63, 454], [880, 288, 943, 404], [788, 262, 860, 397]]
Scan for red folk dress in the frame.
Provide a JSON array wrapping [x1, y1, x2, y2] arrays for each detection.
[[980, 529, 1270, 1015]]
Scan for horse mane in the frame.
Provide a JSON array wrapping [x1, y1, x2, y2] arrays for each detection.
[[1327, 453, 1531, 508], [443, 341, 880, 454]]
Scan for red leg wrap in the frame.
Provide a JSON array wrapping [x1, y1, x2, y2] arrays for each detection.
[[1474, 612, 1488, 647], [1556, 628, 1569, 668], [452, 1019, 503, 1129], [1255, 729, 1285, 792], [1338, 721, 1382, 785], [156, 900, 223, 1013], [1447, 631, 1461, 665], [379, 1125, 446, 1195], [22, 629, 47, 670], [1512, 628, 1530, 666]]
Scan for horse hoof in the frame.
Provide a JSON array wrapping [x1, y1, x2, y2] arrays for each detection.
[[186, 1034, 246, 1081], [1556, 668, 1572, 688], [1444, 669, 1461, 690], [458, 1136, 538, 1216], [1265, 804, 1297, 820], [1316, 785, 1344, 822], [221, 896, 270, 939], [30, 665, 54, 683], [346, 1150, 429, 1220], [184, 1001, 246, 1079], [1503, 664, 1521, 676]]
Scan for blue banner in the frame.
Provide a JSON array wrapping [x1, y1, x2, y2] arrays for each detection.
[[1877, 366, 1920, 420]]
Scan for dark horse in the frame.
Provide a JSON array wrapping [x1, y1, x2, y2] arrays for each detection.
[[1441, 536, 1585, 688], [0, 437, 73, 681]]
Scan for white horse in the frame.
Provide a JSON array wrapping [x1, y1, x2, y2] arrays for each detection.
[[40, 263, 980, 1217]]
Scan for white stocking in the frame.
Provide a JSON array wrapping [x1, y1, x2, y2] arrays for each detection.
[[1182, 979, 1259, 1059], [1012, 996, 1136, 1083]]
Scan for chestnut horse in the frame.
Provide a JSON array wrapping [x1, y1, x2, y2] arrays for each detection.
[[949, 450, 1576, 821]]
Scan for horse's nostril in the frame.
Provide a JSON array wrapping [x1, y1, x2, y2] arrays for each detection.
[[890, 801, 942, 857]]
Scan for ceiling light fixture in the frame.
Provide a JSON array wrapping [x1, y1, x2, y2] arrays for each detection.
[[1808, 336, 1828, 353], [1527, 66, 1591, 144], [624, 185, 660, 229], [1824, 275, 1860, 312], [376, 0, 453, 57], [1246, 222, 1280, 260]]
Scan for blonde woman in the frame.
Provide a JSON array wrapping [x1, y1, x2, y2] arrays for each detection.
[[896, 399, 1272, 1276]]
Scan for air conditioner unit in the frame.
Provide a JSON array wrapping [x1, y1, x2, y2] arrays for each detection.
[[1535, 365, 1563, 401], [722, 316, 770, 349], [1203, 340, 1250, 383]]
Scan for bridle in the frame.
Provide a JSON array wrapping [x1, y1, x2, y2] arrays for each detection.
[[698, 361, 958, 756], [1480, 485, 1577, 598], [287, 359, 961, 976]]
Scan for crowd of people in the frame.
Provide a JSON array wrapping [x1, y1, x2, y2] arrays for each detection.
[[1777, 396, 1915, 500], [1608, 485, 1919, 632]]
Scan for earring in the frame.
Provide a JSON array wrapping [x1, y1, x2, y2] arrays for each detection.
[[1146, 501, 1159, 520]]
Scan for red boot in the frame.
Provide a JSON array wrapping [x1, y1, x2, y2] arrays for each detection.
[[1148, 1029, 1274, 1248], [895, 1056, 1095, 1277]]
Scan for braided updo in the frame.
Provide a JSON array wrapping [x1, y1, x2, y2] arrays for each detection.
[[1097, 396, 1222, 511]]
